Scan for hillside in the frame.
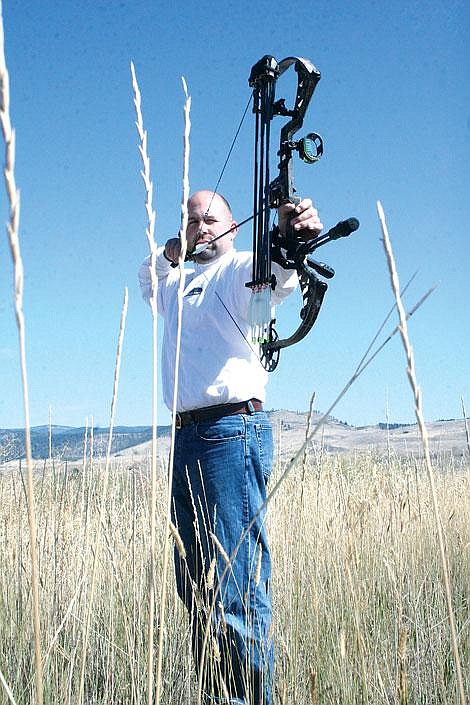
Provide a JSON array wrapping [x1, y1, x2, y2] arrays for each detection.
[[2, 410, 466, 463]]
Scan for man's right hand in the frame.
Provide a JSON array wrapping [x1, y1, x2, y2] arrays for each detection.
[[164, 238, 182, 264]]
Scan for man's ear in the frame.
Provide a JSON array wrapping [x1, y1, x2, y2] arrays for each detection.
[[230, 221, 239, 240]]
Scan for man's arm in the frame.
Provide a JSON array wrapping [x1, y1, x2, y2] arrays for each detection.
[[138, 246, 175, 309]]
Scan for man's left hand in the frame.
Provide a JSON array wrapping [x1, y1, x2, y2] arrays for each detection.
[[278, 198, 323, 241]]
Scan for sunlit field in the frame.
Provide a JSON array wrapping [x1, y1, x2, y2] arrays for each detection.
[[1, 448, 468, 704]]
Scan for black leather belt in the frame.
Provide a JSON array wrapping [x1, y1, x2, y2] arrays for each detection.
[[175, 398, 263, 429]]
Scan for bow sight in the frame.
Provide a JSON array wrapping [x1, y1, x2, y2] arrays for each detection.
[[246, 54, 359, 371], [297, 133, 323, 164]]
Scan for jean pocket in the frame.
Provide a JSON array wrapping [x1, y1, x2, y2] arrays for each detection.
[[255, 422, 274, 481], [195, 416, 245, 442]]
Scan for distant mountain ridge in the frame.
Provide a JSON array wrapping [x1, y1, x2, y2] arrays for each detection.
[[0, 424, 171, 462]]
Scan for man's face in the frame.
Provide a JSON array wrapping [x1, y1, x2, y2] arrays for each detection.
[[186, 191, 238, 263]]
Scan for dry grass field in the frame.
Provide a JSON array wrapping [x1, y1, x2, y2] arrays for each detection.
[[0, 445, 468, 704]]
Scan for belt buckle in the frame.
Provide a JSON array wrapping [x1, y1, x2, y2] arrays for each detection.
[[247, 399, 255, 414], [175, 413, 182, 430]]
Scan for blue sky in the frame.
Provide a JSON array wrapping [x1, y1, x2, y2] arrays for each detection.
[[0, 0, 468, 429]]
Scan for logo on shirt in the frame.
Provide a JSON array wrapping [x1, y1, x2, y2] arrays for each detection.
[[185, 286, 203, 297]]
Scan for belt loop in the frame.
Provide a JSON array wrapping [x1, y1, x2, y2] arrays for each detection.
[[247, 399, 255, 415], [175, 413, 182, 430]]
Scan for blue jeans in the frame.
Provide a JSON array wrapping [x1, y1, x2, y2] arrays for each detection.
[[172, 411, 274, 705]]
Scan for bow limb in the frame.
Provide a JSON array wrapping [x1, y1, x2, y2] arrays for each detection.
[[261, 258, 327, 371], [269, 57, 322, 215]]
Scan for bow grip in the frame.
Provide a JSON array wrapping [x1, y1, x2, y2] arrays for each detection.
[[278, 195, 302, 245], [288, 196, 301, 207]]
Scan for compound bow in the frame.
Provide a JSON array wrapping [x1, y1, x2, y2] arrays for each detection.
[[246, 54, 359, 371]]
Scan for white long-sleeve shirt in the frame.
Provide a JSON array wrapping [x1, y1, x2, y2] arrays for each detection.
[[139, 247, 298, 412]]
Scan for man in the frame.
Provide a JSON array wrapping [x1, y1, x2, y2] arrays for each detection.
[[139, 190, 322, 704]]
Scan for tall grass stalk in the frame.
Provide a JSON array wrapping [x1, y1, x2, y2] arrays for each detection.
[[461, 396, 470, 458], [155, 76, 191, 705], [48, 406, 52, 464], [247, 276, 436, 542], [290, 392, 316, 702], [0, 7, 44, 704], [0, 667, 17, 705], [377, 200, 467, 705], [130, 61, 159, 705], [78, 288, 129, 704]]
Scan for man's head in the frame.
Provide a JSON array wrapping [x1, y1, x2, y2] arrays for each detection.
[[186, 190, 238, 263]]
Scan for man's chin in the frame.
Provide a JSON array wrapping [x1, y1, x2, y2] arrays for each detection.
[[193, 246, 217, 262]]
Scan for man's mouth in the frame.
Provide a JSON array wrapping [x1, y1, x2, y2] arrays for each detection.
[[192, 238, 214, 256]]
